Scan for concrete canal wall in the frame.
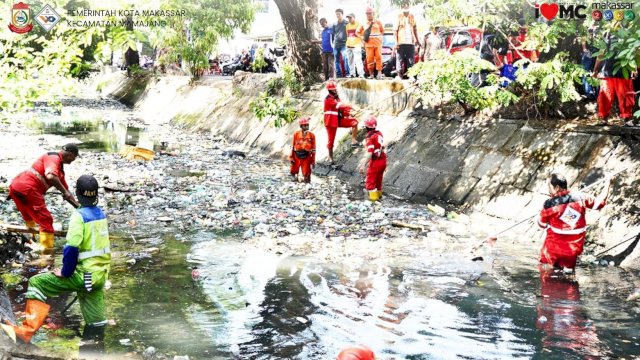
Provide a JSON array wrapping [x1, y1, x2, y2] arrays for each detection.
[[103, 72, 640, 268]]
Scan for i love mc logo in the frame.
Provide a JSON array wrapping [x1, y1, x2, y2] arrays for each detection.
[[535, 2, 635, 21]]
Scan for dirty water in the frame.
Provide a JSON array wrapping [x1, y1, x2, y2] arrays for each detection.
[[1, 105, 640, 360]]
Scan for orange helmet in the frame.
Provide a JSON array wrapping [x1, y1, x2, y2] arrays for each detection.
[[298, 117, 310, 125], [363, 115, 377, 128], [337, 345, 376, 360], [365, 7, 374, 14], [326, 80, 337, 91]]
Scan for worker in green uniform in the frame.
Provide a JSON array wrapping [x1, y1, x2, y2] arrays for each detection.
[[2, 175, 110, 343]]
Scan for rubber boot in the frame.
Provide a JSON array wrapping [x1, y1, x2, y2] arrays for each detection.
[[377, 190, 383, 199], [303, 176, 311, 184], [2, 299, 50, 343], [328, 148, 334, 164], [368, 189, 380, 201], [25, 220, 37, 243], [39, 231, 54, 249], [290, 173, 297, 182]]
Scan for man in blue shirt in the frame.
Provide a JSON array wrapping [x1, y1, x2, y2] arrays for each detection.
[[332, 9, 350, 78], [318, 18, 335, 81]]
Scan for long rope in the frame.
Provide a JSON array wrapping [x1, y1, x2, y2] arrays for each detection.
[[490, 165, 634, 237], [593, 233, 639, 258]]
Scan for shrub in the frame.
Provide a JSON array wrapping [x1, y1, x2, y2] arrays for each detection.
[[511, 52, 587, 106], [408, 49, 519, 112], [249, 92, 298, 128]]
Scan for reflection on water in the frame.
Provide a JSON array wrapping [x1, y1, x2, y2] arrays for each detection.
[[185, 241, 640, 360], [26, 117, 153, 153]]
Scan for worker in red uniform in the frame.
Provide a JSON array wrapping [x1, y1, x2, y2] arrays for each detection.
[[337, 345, 376, 360], [358, 115, 386, 201], [289, 117, 316, 183], [592, 32, 636, 125], [536, 171, 614, 271], [324, 80, 359, 164], [8, 144, 81, 248]]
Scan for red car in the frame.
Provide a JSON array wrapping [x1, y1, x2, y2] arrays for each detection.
[[441, 27, 484, 54]]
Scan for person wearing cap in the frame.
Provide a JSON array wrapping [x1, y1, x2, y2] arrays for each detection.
[[8, 144, 81, 249], [536, 171, 614, 272], [289, 117, 316, 183], [358, 115, 386, 201], [345, 13, 365, 78], [357, 7, 385, 79], [337, 345, 376, 360], [324, 80, 359, 164], [2, 175, 111, 343], [394, 6, 419, 79]]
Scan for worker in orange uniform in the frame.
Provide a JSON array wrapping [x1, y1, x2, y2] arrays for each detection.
[[357, 7, 385, 79], [8, 144, 81, 248], [337, 345, 376, 360], [324, 80, 359, 164], [289, 117, 316, 183], [358, 115, 386, 201]]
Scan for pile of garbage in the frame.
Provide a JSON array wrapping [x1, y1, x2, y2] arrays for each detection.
[[0, 230, 32, 266], [0, 119, 477, 262]]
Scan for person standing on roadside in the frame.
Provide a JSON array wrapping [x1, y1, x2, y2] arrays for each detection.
[[592, 32, 636, 126], [333, 9, 350, 78], [317, 18, 335, 81], [357, 7, 385, 80], [394, 6, 419, 79], [421, 26, 443, 61], [345, 13, 365, 78]]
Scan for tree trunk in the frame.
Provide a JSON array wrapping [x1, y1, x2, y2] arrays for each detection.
[[273, 0, 322, 83], [124, 15, 140, 71]]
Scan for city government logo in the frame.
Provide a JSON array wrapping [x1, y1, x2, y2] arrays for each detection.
[[8, 2, 33, 34]]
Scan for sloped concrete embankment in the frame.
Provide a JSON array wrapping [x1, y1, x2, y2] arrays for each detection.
[[103, 72, 640, 268]]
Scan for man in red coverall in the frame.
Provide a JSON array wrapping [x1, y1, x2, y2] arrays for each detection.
[[536, 171, 614, 271], [592, 32, 636, 125], [324, 80, 359, 164], [337, 345, 376, 360], [289, 117, 316, 183], [8, 144, 81, 248], [358, 115, 386, 201]]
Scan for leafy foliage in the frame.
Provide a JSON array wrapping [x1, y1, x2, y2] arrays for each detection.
[[149, 0, 255, 81], [511, 53, 587, 105], [511, 53, 588, 108], [408, 49, 518, 111], [249, 92, 298, 128], [252, 48, 268, 72], [266, 64, 303, 96]]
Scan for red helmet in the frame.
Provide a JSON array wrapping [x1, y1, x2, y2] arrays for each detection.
[[326, 80, 337, 91], [298, 117, 310, 125], [365, 7, 374, 14], [363, 115, 377, 128], [337, 346, 375, 360]]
